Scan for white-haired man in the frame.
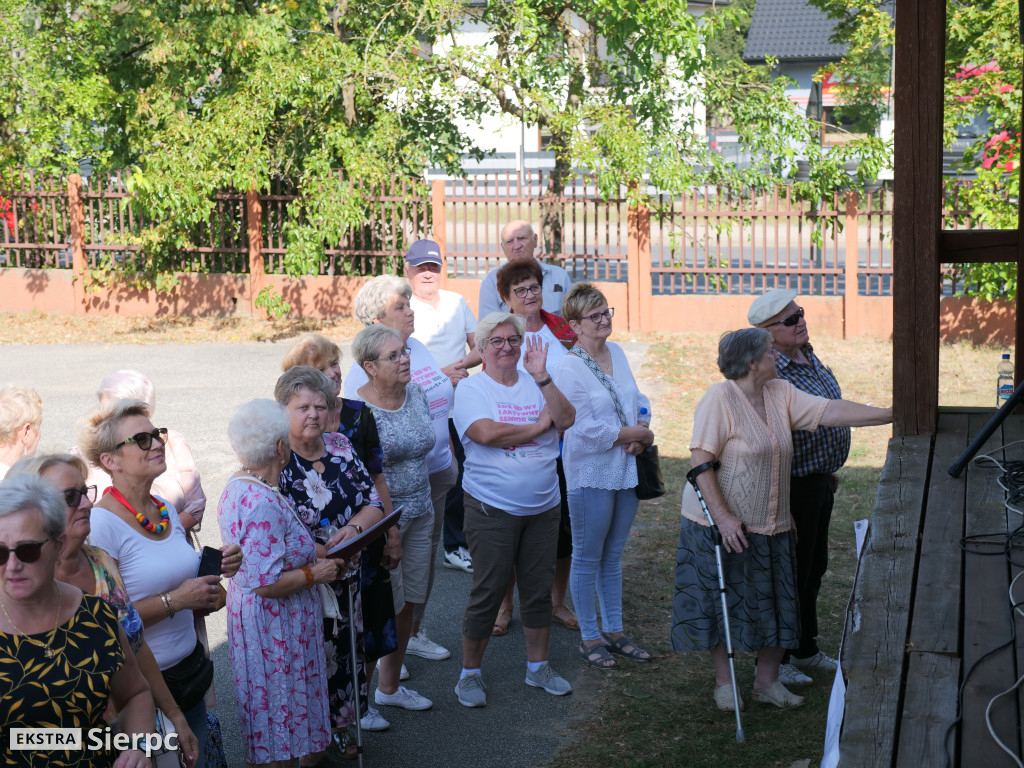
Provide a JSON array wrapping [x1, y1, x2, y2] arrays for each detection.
[[478, 220, 572, 318], [748, 289, 848, 685]]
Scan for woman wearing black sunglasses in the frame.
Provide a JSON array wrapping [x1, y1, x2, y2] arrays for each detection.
[[7, 453, 199, 766], [0, 474, 155, 767], [79, 399, 242, 768]]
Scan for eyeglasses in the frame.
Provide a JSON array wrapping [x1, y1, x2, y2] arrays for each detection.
[[0, 539, 52, 566], [375, 347, 412, 364], [764, 307, 804, 328], [486, 334, 523, 350], [512, 283, 542, 299], [583, 308, 614, 324], [113, 427, 168, 452], [62, 485, 97, 508]]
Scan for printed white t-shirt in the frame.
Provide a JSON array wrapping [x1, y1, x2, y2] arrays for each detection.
[[345, 336, 454, 474], [452, 370, 560, 516], [410, 290, 477, 368]]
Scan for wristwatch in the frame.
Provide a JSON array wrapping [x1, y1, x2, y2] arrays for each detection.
[[346, 523, 363, 534]]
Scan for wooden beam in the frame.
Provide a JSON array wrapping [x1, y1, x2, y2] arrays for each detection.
[[939, 229, 1019, 262], [892, 0, 945, 435]]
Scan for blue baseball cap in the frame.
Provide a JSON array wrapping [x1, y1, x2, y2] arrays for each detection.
[[405, 240, 443, 266]]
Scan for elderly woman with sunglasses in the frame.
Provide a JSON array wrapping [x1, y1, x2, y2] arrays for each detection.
[[0, 474, 155, 768], [345, 275, 457, 667], [451, 312, 576, 708], [492, 259, 578, 635], [80, 400, 242, 768], [7, 454, 199, 767], [553, 283, 654, 670]]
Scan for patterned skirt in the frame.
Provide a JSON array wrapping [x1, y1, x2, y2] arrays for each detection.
[[671, 517, 800, 654]]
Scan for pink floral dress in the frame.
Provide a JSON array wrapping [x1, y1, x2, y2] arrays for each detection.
[[218, 477, 330, 764]]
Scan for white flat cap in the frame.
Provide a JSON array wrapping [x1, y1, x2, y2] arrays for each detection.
[[748, 289, 798, 326]]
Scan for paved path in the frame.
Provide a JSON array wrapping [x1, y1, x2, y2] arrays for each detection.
[[0, 339, 649, 768]]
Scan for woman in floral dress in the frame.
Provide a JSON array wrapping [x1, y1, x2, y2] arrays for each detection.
[[218, 400, 341, 767], [274, 367, 387, 762]]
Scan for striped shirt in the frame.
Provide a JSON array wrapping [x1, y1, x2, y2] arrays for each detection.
[[775, 344, 851, 476]]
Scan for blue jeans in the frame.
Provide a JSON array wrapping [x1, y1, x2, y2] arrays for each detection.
[[567, 487, 640, 642], [183, 701, 209, 768]]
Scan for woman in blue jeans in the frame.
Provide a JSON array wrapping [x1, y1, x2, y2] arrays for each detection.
[[555, 284, 655, 669]]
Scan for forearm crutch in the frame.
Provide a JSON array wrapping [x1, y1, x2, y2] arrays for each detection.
[[686, 460, 745, 744], [345, 568, 364, 768]]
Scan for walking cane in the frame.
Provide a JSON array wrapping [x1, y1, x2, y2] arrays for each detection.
[[686, 460, 745, 744]]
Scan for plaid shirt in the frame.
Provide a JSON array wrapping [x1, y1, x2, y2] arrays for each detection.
[[776, 344, 851, 476]]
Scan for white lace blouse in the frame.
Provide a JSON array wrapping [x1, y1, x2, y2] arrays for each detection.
[[555, 343, 651, 491]]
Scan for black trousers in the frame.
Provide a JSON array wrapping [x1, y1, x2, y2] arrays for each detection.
[[785, 472, 834, 661]]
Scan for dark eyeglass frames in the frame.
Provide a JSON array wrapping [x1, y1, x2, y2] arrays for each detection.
[[512, 283, 542, 299], [765, 307, 804, 328], [114, 427, 168, 452], [0, 540, 53, 566], [583, 308, 614, 324], [63, 485, 97, 508], [486, 334, 523, 350]]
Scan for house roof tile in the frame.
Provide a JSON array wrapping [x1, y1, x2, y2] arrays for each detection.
[[742, 0, 847, 63]]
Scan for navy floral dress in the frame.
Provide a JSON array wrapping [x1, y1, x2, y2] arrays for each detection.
[[279, 431, 385, 731]]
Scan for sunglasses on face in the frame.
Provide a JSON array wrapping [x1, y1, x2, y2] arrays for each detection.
[[765, 307, 804, 328], [63, 485, 97, 508], [114, 427, 168, 452], [486, 334, 523, 350], [512, 283, 542, 299], [0, 539, 52, 566]]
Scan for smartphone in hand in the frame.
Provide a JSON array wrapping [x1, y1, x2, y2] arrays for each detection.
[[196, 546, 224, 578]]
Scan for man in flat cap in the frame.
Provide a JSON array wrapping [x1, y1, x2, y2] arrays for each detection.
[[748, 289, 849, 685]]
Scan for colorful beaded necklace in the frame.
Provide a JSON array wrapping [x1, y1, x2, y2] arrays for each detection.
[[104, 487, 170, 534]]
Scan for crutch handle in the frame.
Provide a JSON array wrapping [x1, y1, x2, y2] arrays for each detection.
[[686, 460, 720, 488]]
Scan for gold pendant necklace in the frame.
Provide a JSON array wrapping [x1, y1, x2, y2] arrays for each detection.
[[0, 583, 62, 658]]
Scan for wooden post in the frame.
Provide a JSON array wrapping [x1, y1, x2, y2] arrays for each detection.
[[246, 188, 263, 318], [432, 179, 448, 288], [67, 174, 86, 315], [626, 195, 651, 332], [891, 0, 945, 436], [843, 190, 860, 339]]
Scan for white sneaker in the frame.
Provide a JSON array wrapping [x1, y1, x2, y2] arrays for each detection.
[[375, 659, 409, 681], [406, 631, 450, 660], [374, 685, 433, 710], [443, 546, 473, 573], [777, 663, 813, 685], [790, 650, 838, 672], [359, 706, 390, 731]]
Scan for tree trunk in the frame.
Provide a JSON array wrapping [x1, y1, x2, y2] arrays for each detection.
[[541, 143, 570, 261]]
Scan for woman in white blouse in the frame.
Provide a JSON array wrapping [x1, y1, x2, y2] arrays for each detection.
[[554, 284, 654, 670]]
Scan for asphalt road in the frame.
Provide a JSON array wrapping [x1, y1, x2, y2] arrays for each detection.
[[0, 339, 650, 768]]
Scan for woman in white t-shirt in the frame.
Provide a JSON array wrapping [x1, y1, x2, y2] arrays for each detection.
[[450, 312, 576, 708], [345, 274, 456, 663], [495, 259, 578, 634], [80, 399, 242, 768]]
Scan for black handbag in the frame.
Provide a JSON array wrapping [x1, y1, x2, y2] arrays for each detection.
[[635, 444, 666, 500], [161, 641, 214, 713]]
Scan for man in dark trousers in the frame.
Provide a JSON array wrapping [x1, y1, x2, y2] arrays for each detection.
[[749, 288, 848, 685]]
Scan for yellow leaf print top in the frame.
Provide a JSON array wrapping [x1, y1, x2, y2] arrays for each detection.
[[0, 594, 125, 767]]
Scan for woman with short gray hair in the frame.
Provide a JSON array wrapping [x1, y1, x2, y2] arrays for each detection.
[[218, 399, 340, 768], [345, 274, 457, 667], [672, 328, 892, 712], [0, 385, 42, 480]]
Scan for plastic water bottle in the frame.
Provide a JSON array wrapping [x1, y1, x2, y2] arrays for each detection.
[[997, 354, 1014, 406], [639, 407, 650, 423], [319, 517, 338, 544]]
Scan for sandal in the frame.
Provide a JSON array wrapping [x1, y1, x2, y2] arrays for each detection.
[[552, 604, 579, 630], [602, 633, 651, 661], [492, 608, 513, 636], [579, 642, 617, 670]]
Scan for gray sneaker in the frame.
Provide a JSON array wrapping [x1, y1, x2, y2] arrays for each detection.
[[454, 672, 488, 708], [777, 662, 813, 685], [525, 662, 572, 696]]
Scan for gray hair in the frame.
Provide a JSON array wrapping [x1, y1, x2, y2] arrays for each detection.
[[0, 474, 66, 539], [6, 453, 88, 483], [352, 325, 402, 369], [98, 370, 156, 414], [0, 386, 43, 445], [475, 312, 526, 352], [718, 328, 773, 380], [354, 275, 412, 325], [78, 399, 151, 468], [227, 400, 289, 468], [274, 366, 336, 410]]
